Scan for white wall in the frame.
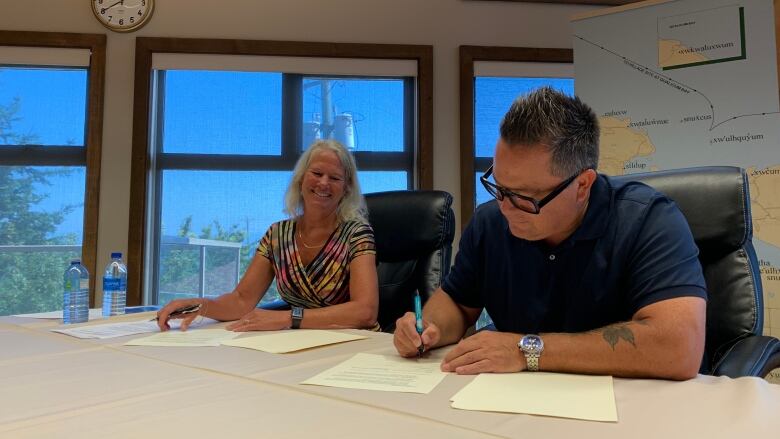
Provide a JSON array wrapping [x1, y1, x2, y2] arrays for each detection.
[[0, 0, 598, 289]]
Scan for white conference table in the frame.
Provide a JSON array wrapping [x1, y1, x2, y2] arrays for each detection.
[[2, 314, 778, 438]]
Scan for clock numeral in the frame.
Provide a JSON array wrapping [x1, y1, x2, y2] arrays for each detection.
[[142, 0, 146, 5], [98, 0, 103, 4], [130, 17, 135, 24], [108, 15, 112, 22], [101, 8, 105, 15], [138, 10, 143, 16], [119, 19, 124, 25]]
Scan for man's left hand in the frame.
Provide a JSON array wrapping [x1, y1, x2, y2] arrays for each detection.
[[441, 331, 526, 374]]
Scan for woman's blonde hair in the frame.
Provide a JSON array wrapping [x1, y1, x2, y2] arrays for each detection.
[[284, 139, 367, 223]]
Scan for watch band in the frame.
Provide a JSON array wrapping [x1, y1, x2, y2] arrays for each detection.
[[291, 307, 304, 329], [525, 354, 540, 372]]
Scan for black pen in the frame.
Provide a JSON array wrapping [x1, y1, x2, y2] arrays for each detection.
[[152, 303, 202, 321]]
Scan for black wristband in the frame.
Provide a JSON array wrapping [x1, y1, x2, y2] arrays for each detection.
[[291, 307, 304, 329]]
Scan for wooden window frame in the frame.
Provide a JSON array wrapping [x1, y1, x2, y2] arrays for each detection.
[[0, 30, 106, 305], [467, 0, 638, 5], [459, 45, 572, 229], [128, 37, 433, 305]]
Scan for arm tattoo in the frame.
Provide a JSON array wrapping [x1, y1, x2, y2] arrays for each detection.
[[601, 323, 638, 350]]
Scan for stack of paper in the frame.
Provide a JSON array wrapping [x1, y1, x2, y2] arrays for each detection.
[[52, 317, 216, 339], [450, 372, 617, 422], [221, 330, 367, 353], [15, 308, 105, 320], [125, 328, 239, 346], [302, 352, 447, 394]]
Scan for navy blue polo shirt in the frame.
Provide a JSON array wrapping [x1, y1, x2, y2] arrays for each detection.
[[443, 174, 707, 334]]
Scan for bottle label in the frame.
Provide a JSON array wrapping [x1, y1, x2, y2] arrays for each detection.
[[79, 279, 89, 290], [104, 277, 121, 290]]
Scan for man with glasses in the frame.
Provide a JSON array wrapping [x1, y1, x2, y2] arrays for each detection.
[[394, 87, 706, 380]]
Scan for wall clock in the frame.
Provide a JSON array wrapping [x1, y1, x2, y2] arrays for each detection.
[[91, 0, 154, 33]]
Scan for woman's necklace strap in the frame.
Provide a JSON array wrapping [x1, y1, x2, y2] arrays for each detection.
[[298, 229, 326, 249]]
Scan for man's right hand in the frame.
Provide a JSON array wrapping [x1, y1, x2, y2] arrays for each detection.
[[393, 312, 441, 357]]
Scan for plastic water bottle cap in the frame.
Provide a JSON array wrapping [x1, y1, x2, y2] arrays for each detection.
[[111, 252, 122, 259], [70, 260, 80, 265]]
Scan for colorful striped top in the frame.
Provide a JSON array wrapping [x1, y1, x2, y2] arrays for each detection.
[[257, 219, 378, 329]]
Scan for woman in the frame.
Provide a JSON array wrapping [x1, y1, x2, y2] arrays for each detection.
[[156, 140, 379, 331]]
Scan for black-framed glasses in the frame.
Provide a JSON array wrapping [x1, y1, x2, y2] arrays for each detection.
[[479, 164, 580, 214]]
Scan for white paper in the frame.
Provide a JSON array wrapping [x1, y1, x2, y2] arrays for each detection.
[[125, 328, 239, 347], [301, 353, 447, 394], [14, 308, 105, 320], [221, 330, 367, 353], [51, 317, 217, 339], [450, 372, 617, 422]]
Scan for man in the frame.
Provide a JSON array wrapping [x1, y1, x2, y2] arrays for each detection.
[[394, 87, 706, 380]]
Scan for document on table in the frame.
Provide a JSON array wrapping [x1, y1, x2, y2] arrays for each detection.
[[301, 352, 447, 394], [221, 330, 368, 353], [125, 328, 239, 347], [15, 308, 105, 320], [450, 372, 617, 422], [51, 317, 217, 339]]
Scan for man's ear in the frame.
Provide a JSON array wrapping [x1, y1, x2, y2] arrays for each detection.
[[576, 169, 598, 201]]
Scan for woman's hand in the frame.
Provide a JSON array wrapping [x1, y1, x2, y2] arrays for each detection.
[[225, 308, 291, 332], [155, 298, 206, 332]]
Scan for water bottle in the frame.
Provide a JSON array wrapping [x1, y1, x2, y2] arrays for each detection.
[[63, 260, 89, 324], [102, 252, 127, 317]]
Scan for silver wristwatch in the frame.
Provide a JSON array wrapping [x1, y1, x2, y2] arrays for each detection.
[[518, 334, 544, 371]]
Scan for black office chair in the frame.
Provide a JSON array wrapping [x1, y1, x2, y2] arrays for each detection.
[[613, 166, 780, 377], [365, 190, 455, 332]]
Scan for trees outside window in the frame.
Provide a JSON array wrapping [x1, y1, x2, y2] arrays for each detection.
[[0, 32, 105, 316]]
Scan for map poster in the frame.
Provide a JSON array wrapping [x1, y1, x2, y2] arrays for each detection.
[[659, 5, 746, 70], [572, 0, 780, 383]]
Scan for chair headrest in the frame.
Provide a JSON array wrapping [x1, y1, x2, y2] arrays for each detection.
[[365, 190, 455, 262], [611, 166, 750, 254]]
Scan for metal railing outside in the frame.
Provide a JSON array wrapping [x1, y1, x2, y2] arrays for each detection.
[[159, 236, 242, 299]]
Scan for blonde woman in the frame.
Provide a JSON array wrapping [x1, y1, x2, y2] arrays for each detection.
[[157, 140, 379, 331]]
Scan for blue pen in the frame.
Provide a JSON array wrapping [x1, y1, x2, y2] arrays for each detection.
[[414, 290, 424, 357]]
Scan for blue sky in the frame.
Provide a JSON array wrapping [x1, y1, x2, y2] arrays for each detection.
[[474, 77, 575, 204], [1, 66, 572, 246]]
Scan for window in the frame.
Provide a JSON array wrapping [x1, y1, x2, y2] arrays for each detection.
[[474, 76, 575, 206], [460, 46, 574, 225], [0, 32, 105, 316], [459, 46, 573, 329], [129, 38, 432, 307]]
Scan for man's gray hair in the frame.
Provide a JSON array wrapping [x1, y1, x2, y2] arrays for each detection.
[[284, 139, 367, 223], [499, 87, 599, 177]]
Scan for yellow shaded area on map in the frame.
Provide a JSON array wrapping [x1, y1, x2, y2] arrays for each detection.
[[747, 165, 780, 384], [658, 39, 708, 68], [747, 166, 780, 251], [758, 261, 780, 311], [759, 261, 780, 385], [597, 116, 656, 176]]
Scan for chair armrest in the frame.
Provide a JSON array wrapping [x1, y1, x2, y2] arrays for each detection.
[[258, 299, 290, 310], [712, 335, 780, 378]]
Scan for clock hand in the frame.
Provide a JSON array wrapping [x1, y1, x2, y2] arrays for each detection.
[[103, 0, 123, 11]]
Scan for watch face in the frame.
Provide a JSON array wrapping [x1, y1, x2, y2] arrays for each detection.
[[520, 335, 544, 354], [292, 307, 304, 319], [92, 0, 154, 32]]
